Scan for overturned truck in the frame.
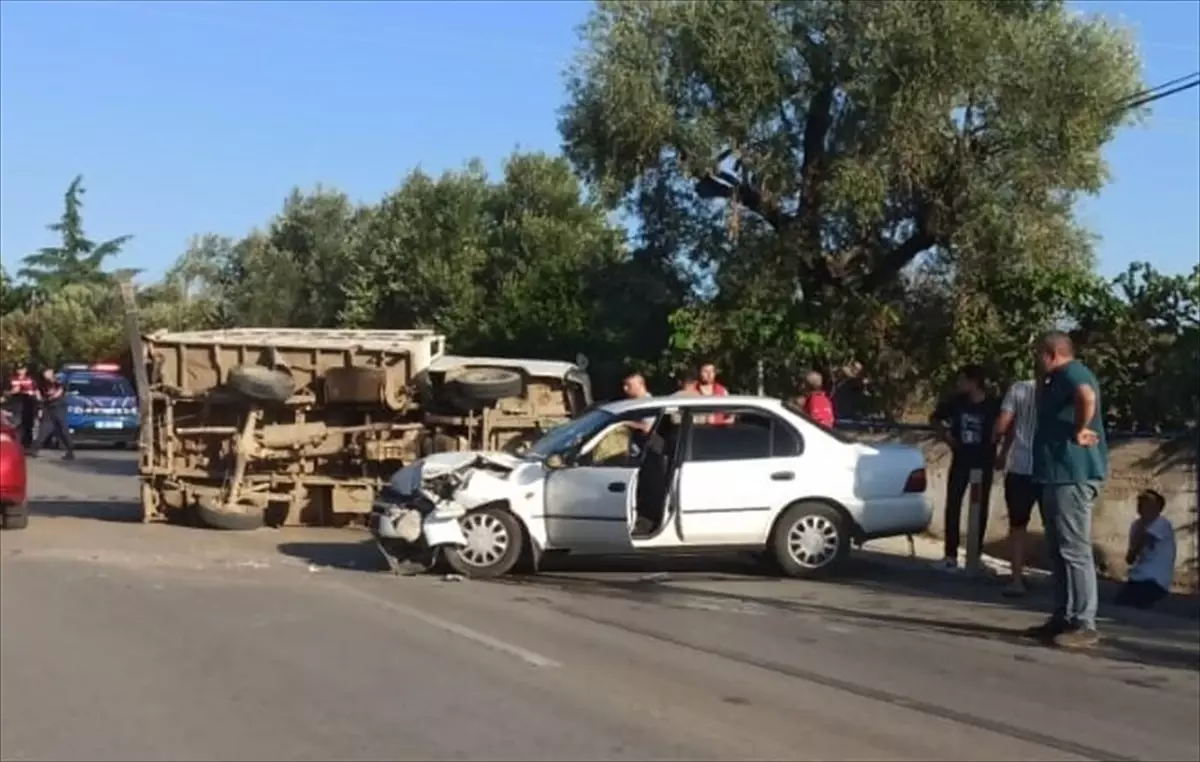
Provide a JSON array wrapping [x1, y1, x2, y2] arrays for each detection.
[[128, 323, 591, 530]]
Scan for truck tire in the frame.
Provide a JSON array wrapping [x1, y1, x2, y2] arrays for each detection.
[[448, 368, 524, 405], [196, 497, 265, 531], [1, 503, 29, 530], [227, 365, 294, 405]]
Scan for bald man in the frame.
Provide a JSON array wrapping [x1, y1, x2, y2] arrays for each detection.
[[799, 371, 835, 428], [1026, 331, 1108, 650]]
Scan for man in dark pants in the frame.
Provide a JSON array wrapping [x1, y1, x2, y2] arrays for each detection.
[[930, 365, 1000, 571], [29, 368, 75, 460], [1026, 331, 1107, 649]]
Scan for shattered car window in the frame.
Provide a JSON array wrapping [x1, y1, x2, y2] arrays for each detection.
[[526, 409, 616, 460]]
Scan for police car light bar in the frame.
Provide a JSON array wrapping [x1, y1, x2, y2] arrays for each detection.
[[61, 363, 90, 371], [91, 363, 121, 372]]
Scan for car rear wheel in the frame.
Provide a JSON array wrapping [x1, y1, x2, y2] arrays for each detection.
[[770, 502, 849, 579], [442, 506, 523, 579]]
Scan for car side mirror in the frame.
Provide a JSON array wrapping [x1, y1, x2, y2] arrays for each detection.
[[545, 453, 566, 470]]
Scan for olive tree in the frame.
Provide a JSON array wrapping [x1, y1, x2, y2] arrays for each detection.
[[561, 0, 1143, 297]]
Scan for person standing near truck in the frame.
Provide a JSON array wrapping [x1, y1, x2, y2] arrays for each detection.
[[29, 368, 75, 460]]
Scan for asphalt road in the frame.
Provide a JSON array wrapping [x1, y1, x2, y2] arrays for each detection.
[[2, 451, 1198, 762]]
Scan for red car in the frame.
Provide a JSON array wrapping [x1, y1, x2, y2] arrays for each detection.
[[0, 410, 29, 530]]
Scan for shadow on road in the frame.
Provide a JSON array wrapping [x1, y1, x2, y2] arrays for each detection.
[[26, 498, 142, 523], [49, 454, 140, 478], [276, 539, 392, 572], [267, 536, 1199, 672], [509, 569, 1200, 673]]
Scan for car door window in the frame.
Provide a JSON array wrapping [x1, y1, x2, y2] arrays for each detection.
[[688, 409, 803, 462], [576, 409, 663, 468], [580, 424, 635, 467]]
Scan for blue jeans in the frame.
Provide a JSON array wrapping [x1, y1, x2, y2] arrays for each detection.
[[1040, 481, 1103, 630]]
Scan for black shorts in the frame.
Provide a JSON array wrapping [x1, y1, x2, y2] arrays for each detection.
[[1004, 473, 1039, 529]]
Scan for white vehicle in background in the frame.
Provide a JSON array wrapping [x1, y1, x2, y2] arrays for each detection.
[[369, 395, 933, 579]]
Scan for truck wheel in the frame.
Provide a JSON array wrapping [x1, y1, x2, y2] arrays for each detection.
[[770, 501, 850, 579], [227, 365, 295, 405], [1, 503, 29, 530], [442, 506, 523, 579], [196, 497, 265, 531], [448, 368, 524, 405]]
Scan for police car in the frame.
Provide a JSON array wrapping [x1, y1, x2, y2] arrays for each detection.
[[60, 363, 140, 448]]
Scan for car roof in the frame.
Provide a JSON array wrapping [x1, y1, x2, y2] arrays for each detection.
[[63, 371, 128, 384], [599, 394, 788, 416]]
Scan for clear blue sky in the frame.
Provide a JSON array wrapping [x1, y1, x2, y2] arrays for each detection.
[[1, 0, 1197, 282]]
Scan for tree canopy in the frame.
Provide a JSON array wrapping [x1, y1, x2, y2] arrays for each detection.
[[560, 0, 1142, 295], [17, 175, 134, 296]]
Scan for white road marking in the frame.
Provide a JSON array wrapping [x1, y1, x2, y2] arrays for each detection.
[[326, 580, 563, 669]]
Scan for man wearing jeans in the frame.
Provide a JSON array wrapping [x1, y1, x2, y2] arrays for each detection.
[[1027, 332, 1108, 649]]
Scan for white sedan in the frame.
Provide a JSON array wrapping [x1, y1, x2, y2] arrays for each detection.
[[369, 395, 932, 579]]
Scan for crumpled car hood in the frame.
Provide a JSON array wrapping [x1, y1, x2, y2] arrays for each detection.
[[385, 450, 525, 498]]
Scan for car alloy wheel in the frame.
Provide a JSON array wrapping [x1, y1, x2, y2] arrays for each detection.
[[458, 511, 512, 568], [786, 513, 840, 569]]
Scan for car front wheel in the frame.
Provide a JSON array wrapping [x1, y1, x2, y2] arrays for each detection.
[[442, 506, 524, 579], [771, 502, 850, 579]]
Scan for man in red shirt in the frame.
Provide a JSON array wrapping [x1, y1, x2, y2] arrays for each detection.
[[799, 371, 836, 428], [5, 365, 39, 447], [697, 361, 732, 425], [697, 362, 728, 398]]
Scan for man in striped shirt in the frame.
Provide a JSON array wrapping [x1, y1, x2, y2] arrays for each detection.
[[995, 378, 1039, 597]]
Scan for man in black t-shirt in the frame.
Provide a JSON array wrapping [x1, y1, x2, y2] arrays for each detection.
[[930, 364, 999, 571], [29, 368, 75, 460]]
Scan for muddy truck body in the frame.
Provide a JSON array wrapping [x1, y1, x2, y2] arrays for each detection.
[[126, 314, 591, 530]]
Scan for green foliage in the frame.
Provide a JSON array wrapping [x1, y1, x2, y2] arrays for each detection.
[[0, 266, 32, 316], [339, 153, 680, 391], [561, 0, 1142, 296], [5, 282, 126, 368], [17, 175, 134, 297], [1072, 263, 1200, 431]]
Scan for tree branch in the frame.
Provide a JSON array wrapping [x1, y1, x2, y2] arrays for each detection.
[[799, 83, 835, 228], [859, 223, 936, 292]]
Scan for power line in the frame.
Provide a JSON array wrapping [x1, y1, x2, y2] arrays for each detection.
[[1119, 73, 1200, 112], [1115, 72, 1200, 108]]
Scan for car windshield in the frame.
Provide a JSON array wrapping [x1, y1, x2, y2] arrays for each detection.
[[526, 408, 616, 460], [68, 377, 133, 398]]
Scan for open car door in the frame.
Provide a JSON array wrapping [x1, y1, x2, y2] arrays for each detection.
[[543, 408, 662, 552]]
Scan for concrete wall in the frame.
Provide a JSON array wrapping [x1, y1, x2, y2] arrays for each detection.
[[853, 429, 1199, 591]]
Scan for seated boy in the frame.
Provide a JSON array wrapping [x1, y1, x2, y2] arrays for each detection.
[[1115, 489, 1176, 610]]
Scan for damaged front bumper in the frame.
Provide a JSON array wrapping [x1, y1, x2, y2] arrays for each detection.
[[369, 486, 468, 549], [369, 452, 519, 555]]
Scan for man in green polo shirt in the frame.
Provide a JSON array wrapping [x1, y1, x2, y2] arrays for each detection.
[[1027, 331, 1108, 649]]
